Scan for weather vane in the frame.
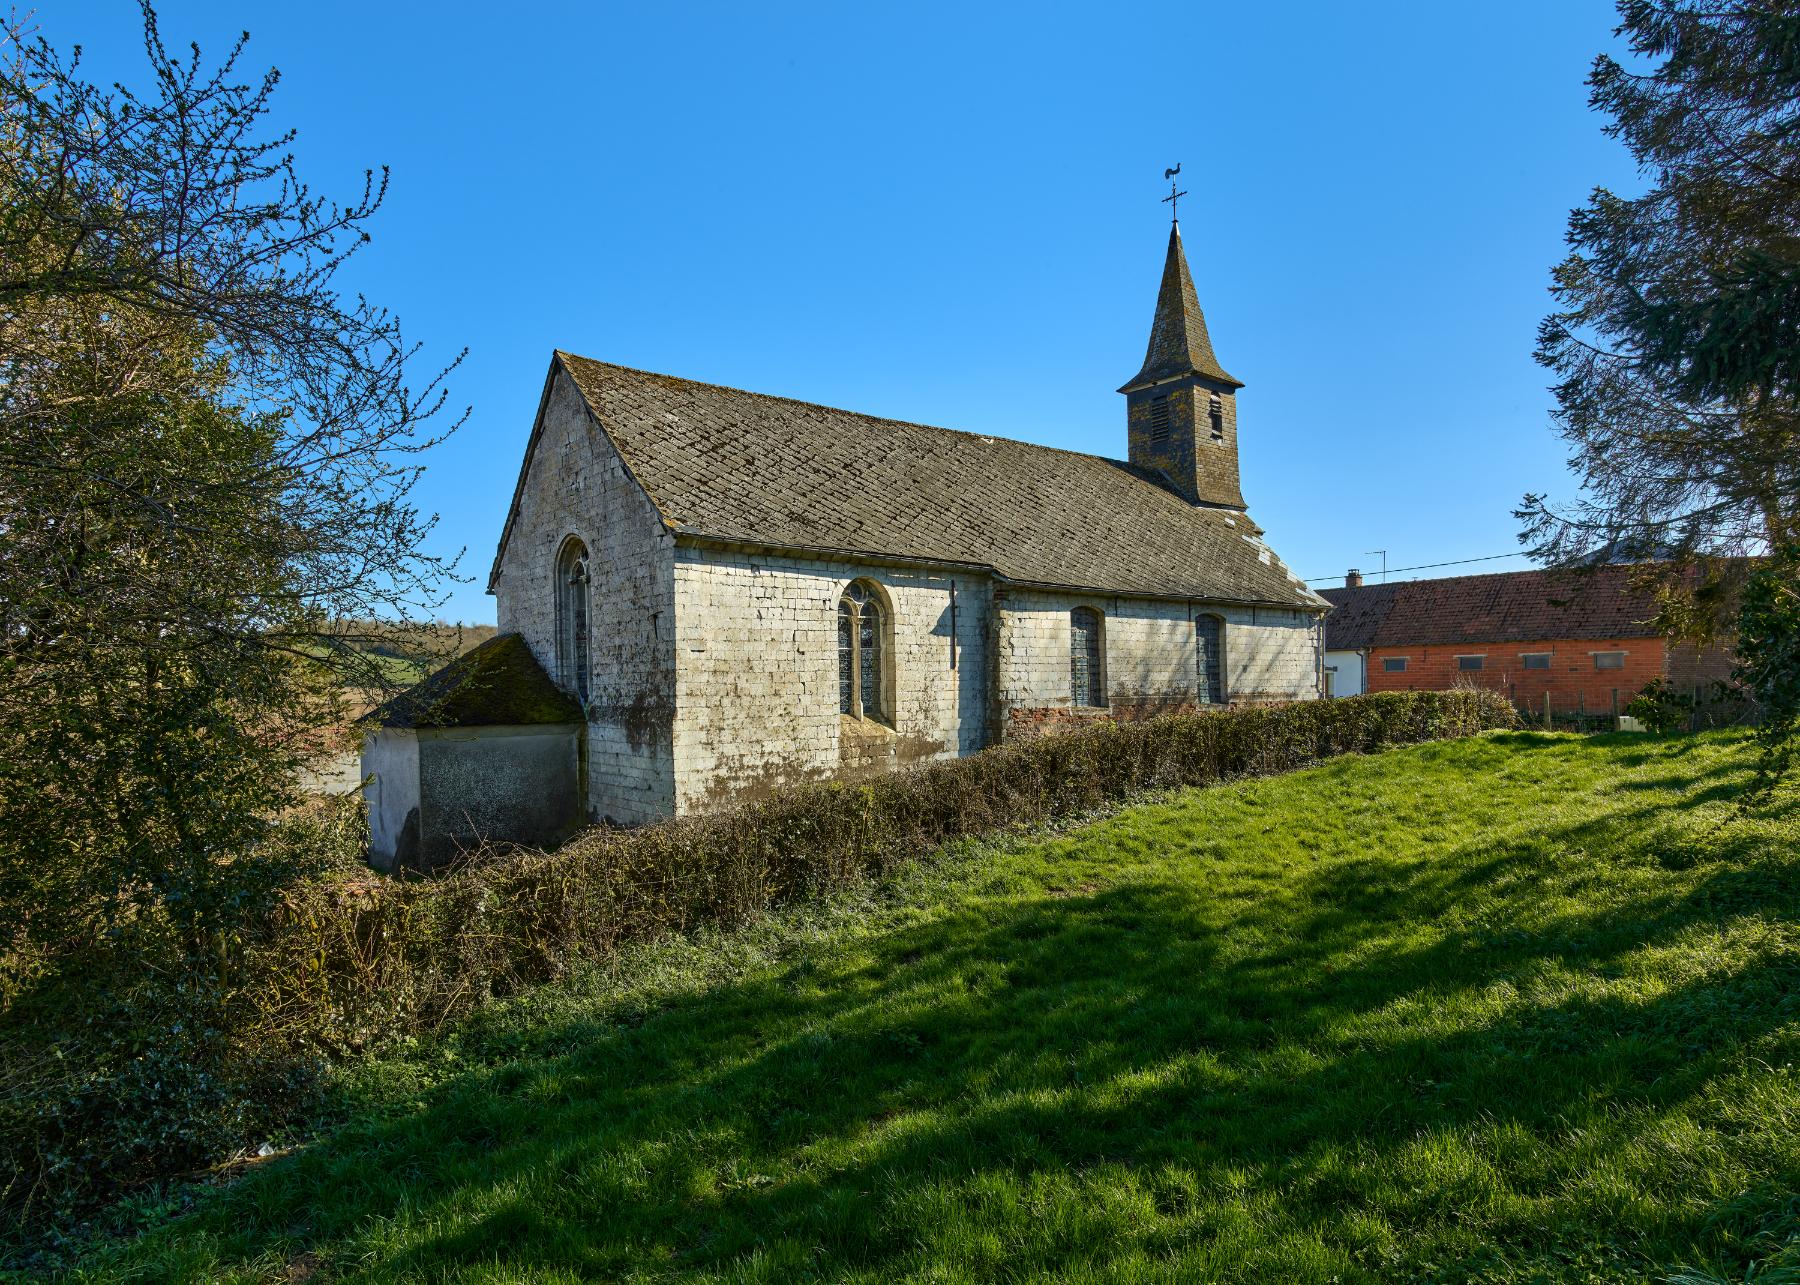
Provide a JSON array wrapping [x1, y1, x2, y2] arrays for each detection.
[[1161, 163, 1186, 223]]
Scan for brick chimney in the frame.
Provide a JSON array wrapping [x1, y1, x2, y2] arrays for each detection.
[[1346, 569, 1363, 588]]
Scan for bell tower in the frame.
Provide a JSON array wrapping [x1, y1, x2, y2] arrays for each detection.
[[1119, 221, 1246, 510]]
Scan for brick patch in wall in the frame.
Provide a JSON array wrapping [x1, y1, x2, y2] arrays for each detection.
[[1005, 706, 1119, 741]]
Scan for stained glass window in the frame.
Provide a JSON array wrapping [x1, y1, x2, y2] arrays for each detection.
[[837, 601, 854, 714], [1070, 607, 1104, 707], [837, 582, 889, 723], [860, 598, 883, 721], [1196, 615, 1223, 704], [556, 538, 591, 705]]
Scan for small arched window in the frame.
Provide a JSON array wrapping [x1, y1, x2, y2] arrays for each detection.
[[1208, 393, 1225, 442], [1196, 614, 1226, 704], [1070, 607, 1105, 708], [556, 537, 591, 705], [837, 580, 889, 723]]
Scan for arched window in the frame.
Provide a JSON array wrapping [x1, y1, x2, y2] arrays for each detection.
[[1070, 607, 1105, 708], [1196, 614, 1226, 704], [556, 537, 591, 705], [837, 580, 889, 723]]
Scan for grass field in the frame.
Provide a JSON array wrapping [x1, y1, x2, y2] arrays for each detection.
[[70, 731, 1800, 1283]]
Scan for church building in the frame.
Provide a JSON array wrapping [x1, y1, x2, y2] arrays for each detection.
[[365, 221, 1326, 862]]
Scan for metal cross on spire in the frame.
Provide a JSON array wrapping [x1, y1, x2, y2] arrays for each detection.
[[1161, 163, 1186, 224]]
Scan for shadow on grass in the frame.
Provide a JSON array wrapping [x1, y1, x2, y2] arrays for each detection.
[[108, 735, 1800, 1281]]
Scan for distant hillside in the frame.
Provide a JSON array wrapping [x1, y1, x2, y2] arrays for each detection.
[[340, 621, 499, 689], [301, 623, 503, 775]]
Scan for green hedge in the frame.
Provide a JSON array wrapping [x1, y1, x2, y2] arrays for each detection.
[[253, 690, 1517, 1050], [3, 689, 1514, 1249]]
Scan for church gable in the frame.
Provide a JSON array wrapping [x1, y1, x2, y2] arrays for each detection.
[[489, 363, 668, 598], [489, 361, 678, 827]]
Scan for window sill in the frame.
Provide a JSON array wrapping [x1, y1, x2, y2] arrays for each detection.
[[840, 712, 896, 734]]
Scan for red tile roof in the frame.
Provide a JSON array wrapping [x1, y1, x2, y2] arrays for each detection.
[[1319, 565, 1662, 650]]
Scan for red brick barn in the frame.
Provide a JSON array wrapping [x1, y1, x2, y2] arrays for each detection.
[[1319, 565, 1732, 719]]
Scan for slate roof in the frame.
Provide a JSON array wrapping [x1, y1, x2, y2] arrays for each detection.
[[365, 633, 582, 728], [1119, 223, 1241, 391], [538, 352, 1324, 610], [1319, 566, 1663, 650], [1317, 581, 1405, 650]]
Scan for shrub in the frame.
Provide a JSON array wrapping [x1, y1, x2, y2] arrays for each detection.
[[1737, 546, 1800, 796], [1, 689, 1515, 1252], [1626, 676, 1696, 734]]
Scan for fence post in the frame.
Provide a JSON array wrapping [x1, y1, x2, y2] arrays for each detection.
[[1544, 690, 1553, 730], [1611, 688, 1619, 722]]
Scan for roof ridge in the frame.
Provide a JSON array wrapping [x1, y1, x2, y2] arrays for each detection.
[[504, 351, 1327, 611], [1324, 564, 1650, 595], [554, 350, 1142, 472]]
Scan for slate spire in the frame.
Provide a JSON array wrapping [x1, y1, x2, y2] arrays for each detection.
[[1118, 221, 1248, 511], [1119, 223, 1241, 393]]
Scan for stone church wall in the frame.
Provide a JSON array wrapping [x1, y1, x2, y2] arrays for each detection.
[[492, 367, 676, 825], [667, 552, 1322, 810], [994, 589, 1323, 738], [669, 546, 992, 812]]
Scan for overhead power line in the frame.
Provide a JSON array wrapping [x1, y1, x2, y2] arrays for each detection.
[[1304, 551, 1527, 584]]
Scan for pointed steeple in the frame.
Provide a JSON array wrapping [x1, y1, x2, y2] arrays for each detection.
[[1119, 223, 1241, 393], [1119, 221, 1248, 510]]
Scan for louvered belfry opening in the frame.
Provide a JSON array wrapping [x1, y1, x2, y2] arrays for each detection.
[[1149, 394, 1172, 446], [1070, 607, 1105, 708]]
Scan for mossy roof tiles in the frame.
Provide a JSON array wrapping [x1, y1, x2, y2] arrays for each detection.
[[365, 633, 581, 729], [548, 352, 1325, 610]]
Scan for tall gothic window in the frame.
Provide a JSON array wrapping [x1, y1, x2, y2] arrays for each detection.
[[1208, 392, 1225, 441], [837, 580, 888, 723], [1070, 607, 1105, 708], [1196, 614, 1225, 704], [556, 537, 591, 705]]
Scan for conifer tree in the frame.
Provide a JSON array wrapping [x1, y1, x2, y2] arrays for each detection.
[[1523, 0, 1800, 630], [1528, 0, 1800, 785]]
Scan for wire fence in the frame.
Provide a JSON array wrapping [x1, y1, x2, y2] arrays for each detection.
[[1506, 680, 1754, 734]]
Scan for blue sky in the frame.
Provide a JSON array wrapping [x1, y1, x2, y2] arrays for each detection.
[[60, 2, 1640, 623]]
